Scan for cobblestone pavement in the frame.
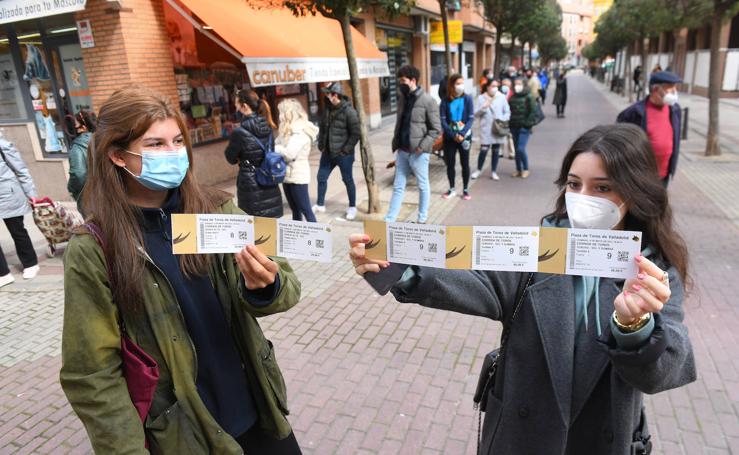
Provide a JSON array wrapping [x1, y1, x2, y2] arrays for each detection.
[[1, 74, 738, 454]]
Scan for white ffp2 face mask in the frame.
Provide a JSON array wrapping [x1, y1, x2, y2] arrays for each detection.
[[663, 91, 678, 106], [455, 84, 465, 95], [565, 192, 625, 230]]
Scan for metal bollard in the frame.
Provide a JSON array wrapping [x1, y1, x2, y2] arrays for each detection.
[[682, 107, 689, 140]]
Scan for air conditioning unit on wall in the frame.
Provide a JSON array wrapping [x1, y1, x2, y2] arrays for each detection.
[[414, 16, 429, 36]]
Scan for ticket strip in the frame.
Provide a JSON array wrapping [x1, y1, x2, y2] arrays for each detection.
[[171, 214, 333, 263], [169, 215, 642, 279], [364, 220, 642, 280]]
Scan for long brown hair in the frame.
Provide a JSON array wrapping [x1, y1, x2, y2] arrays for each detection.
[[81, 86, 229, 313], [236, 88, 277, 129], [447, 73, 463, 101], [543, 124, 690, 285]]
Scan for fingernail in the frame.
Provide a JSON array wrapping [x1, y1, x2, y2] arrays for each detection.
[[638, 273, 645, 280], [635, 255, 643, 262], [624, 290, 630, 296], [632, 284, 642, 291]]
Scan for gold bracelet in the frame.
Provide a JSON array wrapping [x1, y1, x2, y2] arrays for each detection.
[[613, 311, 651, 333]]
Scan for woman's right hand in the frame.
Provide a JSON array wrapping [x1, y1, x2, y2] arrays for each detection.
[[349, 233, 390, 276]]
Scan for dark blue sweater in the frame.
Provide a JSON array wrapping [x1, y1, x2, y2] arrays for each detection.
[[138, 190, 276, 438]]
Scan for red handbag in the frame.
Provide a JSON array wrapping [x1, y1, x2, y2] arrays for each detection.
[[83, 223, 159, 425]]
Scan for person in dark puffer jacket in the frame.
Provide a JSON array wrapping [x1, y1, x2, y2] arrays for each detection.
[[225, 89, 284, 218], [314, 82, 360, 220], [508, 78, 538, 179]]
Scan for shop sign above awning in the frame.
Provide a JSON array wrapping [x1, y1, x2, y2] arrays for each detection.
[[172, 0, 389, 87], [0, 0, 86, 25]]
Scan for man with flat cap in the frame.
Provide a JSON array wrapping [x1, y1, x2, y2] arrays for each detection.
[[617, 71, 683, 187]]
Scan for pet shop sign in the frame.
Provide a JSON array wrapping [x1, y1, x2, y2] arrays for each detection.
[[0, 0, 86, 24]]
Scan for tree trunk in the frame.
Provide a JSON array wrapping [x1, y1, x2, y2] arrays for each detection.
[[528, 44, 533, 68], [439, 0, 454, 76], [339, 13, 380, 212], [625, 44, 633, 102], [494, 28, 502, 76], [705, 3, 725, 156], [521, 41, 526, 68], [639, 35, 649, 92]]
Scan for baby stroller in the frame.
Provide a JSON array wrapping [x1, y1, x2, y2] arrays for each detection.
[[29, 197, 83, 257]]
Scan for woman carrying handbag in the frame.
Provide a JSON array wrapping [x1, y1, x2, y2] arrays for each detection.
[[472, 79, 510, 181], [349, 124, 696, 455], [60, 87, 303, 454]]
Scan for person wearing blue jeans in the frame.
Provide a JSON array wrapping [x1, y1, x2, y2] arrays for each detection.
[[316, 152, 356, 210], [384, 65, 441, 224], [385, 151, 430, 223], [511, 127, 530, 175]]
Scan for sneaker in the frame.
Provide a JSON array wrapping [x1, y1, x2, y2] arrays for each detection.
[[462, 190, 471, 201], [442, 189, 457, 199], [508, 153, 515, 160], [0, 273, 14, 288], [491, 172, 500, 181], [345, 206, 357, 220], [512, 171, 522, 178], [312, 204, 326, 213], [521, 170, 530, 179], [471, 170, 481, 179], [22, 265, 39, 280]]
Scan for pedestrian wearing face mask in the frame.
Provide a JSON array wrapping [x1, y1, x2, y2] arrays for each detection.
[[617, 71, 682, 187], [349, 123, 695, 455], [440, 74, 475, 200], [386, 65, 441, 224], [314, 82, 360, 220], [472, 79, 510, 181], [61, 87, 303, 454], [225, 88, 284, 218], [508, 78, 538, 178]]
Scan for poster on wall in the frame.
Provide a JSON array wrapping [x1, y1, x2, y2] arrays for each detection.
[[76, 20, 94, 48], [0, 0, 87, 25], [0, 52, 25, 120], [59, 44, 93, 113]]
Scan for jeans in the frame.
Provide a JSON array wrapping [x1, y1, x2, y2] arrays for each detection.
[[443, 141, 470, 190], [0, 216, 38, 276], [511, 127, 530, 172], [283, 183, 316, 222], [477, 144, 501, 172], [316, 153, 356, 207], [384, 151, 430, 223]]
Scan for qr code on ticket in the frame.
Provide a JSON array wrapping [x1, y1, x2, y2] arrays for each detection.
[[428, 243, 438, 253], [519, 246, 530, 257], [617, 251, 629, 262], [316, 240, 324, 249]]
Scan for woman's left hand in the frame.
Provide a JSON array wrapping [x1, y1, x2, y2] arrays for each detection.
[[235, 244, 279, 290], [613, 255, 672, 325]]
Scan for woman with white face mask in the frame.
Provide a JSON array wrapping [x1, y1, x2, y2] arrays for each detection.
[[439, 73, 475, 200], [61, 87, 303, 454], [472, 79, 510, 181], [349, 123, 695, 454]]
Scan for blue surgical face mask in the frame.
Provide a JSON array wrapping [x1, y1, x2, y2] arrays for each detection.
[[124, 147, 189, 191]]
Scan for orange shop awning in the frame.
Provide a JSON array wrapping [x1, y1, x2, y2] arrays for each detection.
[[170, 0, 390, 87]]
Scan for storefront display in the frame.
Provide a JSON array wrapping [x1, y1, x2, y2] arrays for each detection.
[[0, 37, 26, 120], [376, 27, 412, 116]]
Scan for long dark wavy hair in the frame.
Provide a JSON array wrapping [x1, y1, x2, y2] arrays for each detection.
[[543, 123, 690, 286]]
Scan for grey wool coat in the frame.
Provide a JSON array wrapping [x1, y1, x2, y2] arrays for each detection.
[[391, 258, 695, 455], [0, 136, 37, 219]]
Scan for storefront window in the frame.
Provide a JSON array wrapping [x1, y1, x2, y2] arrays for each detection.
[[431, 51, 447, 86], [376, 28, 412, 116], [0, 32, 27, 121], [165, 2, 247, 146]]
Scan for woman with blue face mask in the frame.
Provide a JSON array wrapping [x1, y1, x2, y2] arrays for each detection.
[[60, 87, 304, 454], [349, 123, 695, 454]]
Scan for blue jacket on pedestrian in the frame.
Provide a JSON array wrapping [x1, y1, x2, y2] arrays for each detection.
[[616, 98, 682, 178], [539, 71, 549, 90], [440, 94, 475, 139]]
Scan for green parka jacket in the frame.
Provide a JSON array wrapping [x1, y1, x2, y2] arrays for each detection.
[[60, 199, 301, 454]]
